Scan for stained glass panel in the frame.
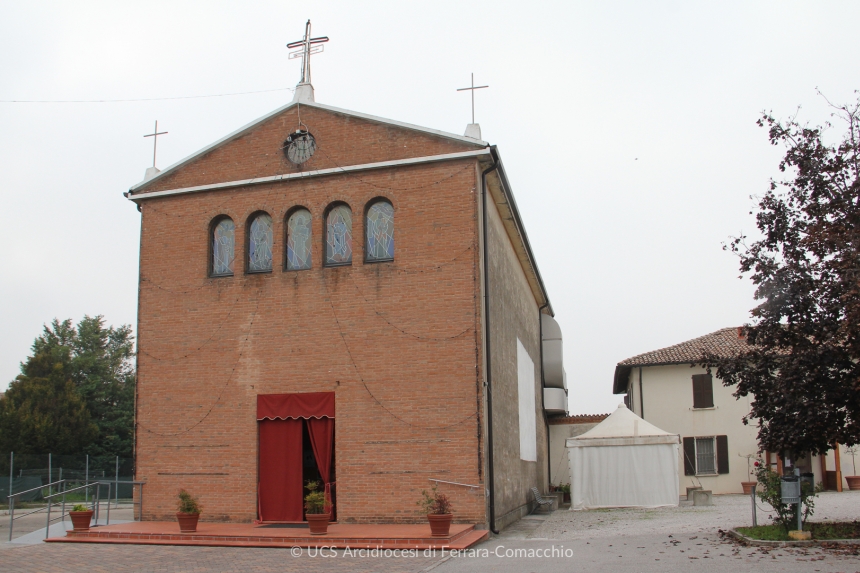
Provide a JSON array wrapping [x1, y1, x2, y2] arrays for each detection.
[[365, 201, 394, 261], [325, 205, 352, 265], [212, 218, 235, 276], [287, 209, 312, 270], [248, 213, 273, 272]]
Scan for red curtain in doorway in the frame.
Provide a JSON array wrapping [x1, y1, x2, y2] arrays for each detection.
[[307, 418, 334, 485], [307, 417, 334, 512], [258, 418, 303, 522], [257, 393, 335, 522]]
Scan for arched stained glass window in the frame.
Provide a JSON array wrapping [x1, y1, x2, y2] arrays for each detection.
[[248, 213, 273, 272], [325, 204, 353, 265], [286, 208, 312, 270], [212, 218, 235, 276], [365, 200, 394, 261]]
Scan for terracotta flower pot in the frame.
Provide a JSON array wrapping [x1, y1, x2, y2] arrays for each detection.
[[69, 510, 94, 532], [846, 476, 860, 490], [307, 513, 331, 535], [176, 512, 200, 533], [741, 481, 757, 495], [427, 513, 453, 537]]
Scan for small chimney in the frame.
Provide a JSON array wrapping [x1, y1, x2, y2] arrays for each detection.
[[143, 166, 161, 182], [737, 327, 745, 339], [464, 123, 482, 140], [292, 83, 315, 103]]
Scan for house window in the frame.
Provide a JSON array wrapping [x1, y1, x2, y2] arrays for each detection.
[[365, 199, 394, 261], [683, 435, 729, 475], [211, 217, 235, 276], [325, 204, 352, 266], [692, 373, 714, 409], [248, 212, 273, 272], [286, 208, 312, 271], [695, 438, 716, 474]]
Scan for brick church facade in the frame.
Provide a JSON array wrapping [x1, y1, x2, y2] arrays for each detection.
[[127, 76, 566, 530]]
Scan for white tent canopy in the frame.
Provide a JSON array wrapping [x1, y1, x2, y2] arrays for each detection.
[[566, 403, 680, 510]]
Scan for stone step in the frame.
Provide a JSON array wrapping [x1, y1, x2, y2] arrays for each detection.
[[46, 521, 490, 550]]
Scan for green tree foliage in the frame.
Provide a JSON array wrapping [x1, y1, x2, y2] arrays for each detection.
[[0, 316, 135, 457], [0, 348, 98, 454], [704, 94, 860, 455]]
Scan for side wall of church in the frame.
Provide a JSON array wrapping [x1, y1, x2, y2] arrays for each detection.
[[484, 185, 548, 530], [134, 157, 487, 524]]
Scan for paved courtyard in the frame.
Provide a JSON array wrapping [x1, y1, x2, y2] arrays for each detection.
[[0, 493, 858, 572]]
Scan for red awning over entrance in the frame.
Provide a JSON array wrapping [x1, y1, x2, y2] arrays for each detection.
[[257, 392, 335, 420]]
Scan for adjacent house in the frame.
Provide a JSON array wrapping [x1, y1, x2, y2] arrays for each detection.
[[613, 327, 855, 494]]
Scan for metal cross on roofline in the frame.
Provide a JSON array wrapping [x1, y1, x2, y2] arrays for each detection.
[[143, 120, 168, 168], [457, 73, 489, 124], [287, 20, 329, 86]]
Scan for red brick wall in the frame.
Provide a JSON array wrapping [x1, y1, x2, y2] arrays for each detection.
[[136, 105, 482, 195], [134, 114, 488, 523]]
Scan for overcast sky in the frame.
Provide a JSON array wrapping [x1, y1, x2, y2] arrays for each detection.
[[1, 1, 858, 414]]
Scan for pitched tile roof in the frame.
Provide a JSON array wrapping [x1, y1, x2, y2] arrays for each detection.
[[613, 327, 749, 393]]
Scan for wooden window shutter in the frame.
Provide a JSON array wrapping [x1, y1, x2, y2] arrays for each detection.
[[683, 437, 696, 475], [716, 435, 729, 474], [692, 374, 714, 409]]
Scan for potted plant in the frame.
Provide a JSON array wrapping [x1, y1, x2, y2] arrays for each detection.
[[558, 483, 571, 503], [68, 504, 94, 532], [845, 446, 860, 490], [304, 480, 331, 535], [741, 454, 758, 494], [176, 489, 201, 533], [417, 484, 453, 537]]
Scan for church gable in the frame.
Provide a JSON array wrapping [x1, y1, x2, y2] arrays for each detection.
[[132, 103, 485, 195]]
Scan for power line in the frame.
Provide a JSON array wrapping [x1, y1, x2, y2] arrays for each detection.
[[0, 86, 294, 104]]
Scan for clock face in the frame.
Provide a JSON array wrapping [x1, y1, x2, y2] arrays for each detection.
[[284, 130, 317, 164]]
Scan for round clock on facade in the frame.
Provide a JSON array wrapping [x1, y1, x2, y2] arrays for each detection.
[[284, 129, 317, 164]]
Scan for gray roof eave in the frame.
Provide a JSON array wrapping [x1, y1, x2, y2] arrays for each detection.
[[488, 147, 554, 317]]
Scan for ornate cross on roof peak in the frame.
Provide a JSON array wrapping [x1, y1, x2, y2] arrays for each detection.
[[287, 20, 329, 86]]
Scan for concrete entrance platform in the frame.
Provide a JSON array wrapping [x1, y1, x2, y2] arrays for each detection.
[[45, 521, 490, 549]]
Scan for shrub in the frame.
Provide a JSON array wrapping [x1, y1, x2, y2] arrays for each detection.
[[177, 489, 201, 514], [304, 481, 327, 515], [754, 460, 819, 531], [417, 484, 453, 515]]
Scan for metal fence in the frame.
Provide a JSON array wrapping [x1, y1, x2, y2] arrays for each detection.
[[7, 478, 146, 541], [1, 453, 134, 504]]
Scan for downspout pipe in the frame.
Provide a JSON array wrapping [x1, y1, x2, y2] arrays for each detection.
[[481, 147, 500, 534], [538, 303, 550, 487]]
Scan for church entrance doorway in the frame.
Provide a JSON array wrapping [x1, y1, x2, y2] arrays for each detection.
[[257, 392, 335, 522]]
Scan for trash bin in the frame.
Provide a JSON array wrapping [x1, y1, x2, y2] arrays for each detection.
[[781, 475, 800, 504]]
